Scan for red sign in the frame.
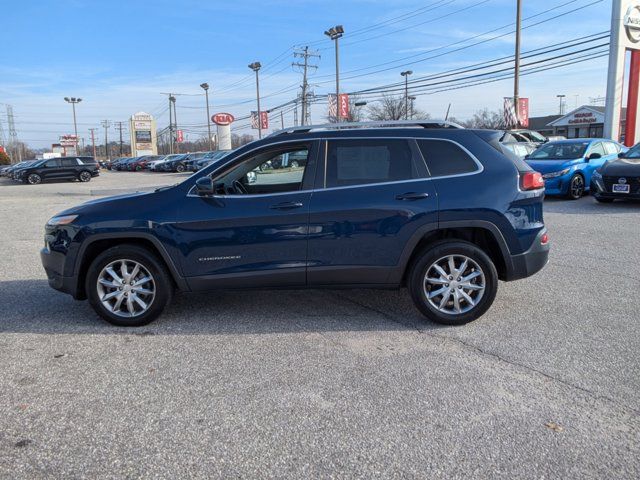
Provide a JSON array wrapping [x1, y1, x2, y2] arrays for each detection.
[[339, 94, 349, 119], [176, 130, 184, 143], [518, 98, 529, 128], [259, 111, 269, 129], [212, 113, 235, 125]]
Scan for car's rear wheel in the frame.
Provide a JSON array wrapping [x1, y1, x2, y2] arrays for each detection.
[[27, 173, 41, 185], [176, 163, 185, 173], [86, 245, 173, 327], [409, 241, 498, 325], [566, 174, 584, 200], [78, 171, 92, 182]]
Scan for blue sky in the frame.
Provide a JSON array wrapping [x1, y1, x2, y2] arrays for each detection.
[[1, 0, 612, 148]]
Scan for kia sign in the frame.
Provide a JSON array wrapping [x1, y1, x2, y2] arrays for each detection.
[[212, 113, 235, 125], [339, 94, 350, 119], [176, 130, 184, 143], [517, 98, 529, 128]]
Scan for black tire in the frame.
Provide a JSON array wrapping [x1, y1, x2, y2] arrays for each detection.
[[85, 245, 174, 327], [175, 163, 185, 173], [78, 171, 92, 182], [566, 174, 585, 200], [27, 173, 41, 185], [595, 196, 614, 203], [409, 240, 498, 326]]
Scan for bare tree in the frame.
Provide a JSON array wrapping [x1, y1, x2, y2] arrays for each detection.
[[366, 94, 429, 121], [461, 108, 504, 129]]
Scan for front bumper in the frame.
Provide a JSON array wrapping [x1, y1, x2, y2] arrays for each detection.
[[540, 175, 570, 196], [591, 177, 640, 200], [40, 246, 82, 298]]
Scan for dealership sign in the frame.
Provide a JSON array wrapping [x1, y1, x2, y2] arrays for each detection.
[[212, 113, 235, 125], [624, 3, 640, 42]]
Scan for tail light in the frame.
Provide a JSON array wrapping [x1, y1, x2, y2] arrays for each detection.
[[520, 172, 544, 191]]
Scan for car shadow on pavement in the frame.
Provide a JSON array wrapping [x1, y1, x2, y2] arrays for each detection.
[[0, 279, 445, 335]]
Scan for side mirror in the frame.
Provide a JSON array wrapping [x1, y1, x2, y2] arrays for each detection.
[[195, 176, 214, 196], [524, 154, 530, 159], [587, 152, 601, 161], [618, 152, 626, 158]]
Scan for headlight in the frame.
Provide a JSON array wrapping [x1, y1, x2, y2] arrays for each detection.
[[47, 214, 78, 226], [592, 169, 602, 179], [542, 168, 570, 179]]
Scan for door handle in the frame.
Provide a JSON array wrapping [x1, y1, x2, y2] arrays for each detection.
[[269, 201, 303, 210], [395, 192, 430, 201]]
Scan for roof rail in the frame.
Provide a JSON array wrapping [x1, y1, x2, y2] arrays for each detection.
[[267, 119, 464, 137]]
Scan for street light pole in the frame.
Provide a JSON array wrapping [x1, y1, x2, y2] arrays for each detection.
[[409, 96, 417, 119], [64, 97, 82, 154], [200, 83, 213, 150], [324, 25, 344, 122], [249, 62, 262, 139], [400, 70, 413, 120], [557, 94, 566, 115]]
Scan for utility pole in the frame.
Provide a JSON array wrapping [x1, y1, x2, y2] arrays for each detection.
[[513, 0, 522, 128], [171, 96, 179, 153], [114, 121, 125, 155], [401, 70, 413, 120], [101, 120, 111, 160], [293, 46, 320, 126], [248, 62, 262, 138], [409, 96, 417, 119], [89, 128, 97, 158], [324, 25, 344, 122], [6, 105, 20, 162]]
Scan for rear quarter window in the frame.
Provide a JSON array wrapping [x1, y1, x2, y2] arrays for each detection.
[[416, 139, 479, 177]]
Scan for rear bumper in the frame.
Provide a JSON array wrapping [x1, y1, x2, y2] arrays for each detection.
[[504, 229, 550, 281]]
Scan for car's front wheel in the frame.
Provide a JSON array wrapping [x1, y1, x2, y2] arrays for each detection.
[[409, 241, 498, 325], [566, 174, 584, 200], [78, 171, 92, 182], [175, 163, 185, 173], [86, 245, 174, 327], [26, 173, 41, 185]]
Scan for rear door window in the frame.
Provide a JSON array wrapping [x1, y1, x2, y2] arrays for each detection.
[[61, 158, 77, 167], [604, 142, 619, 155], [325, 139, 422, 188], [416, 139, 479, 177]]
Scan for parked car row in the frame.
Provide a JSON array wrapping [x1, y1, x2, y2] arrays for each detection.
[[1, 157, 99, 184], [106, 151, 234, 173]]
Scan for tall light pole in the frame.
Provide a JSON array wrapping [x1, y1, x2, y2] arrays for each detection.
[[324, 25, 344, 121], [513, 0, 522, 127], [200, 83, 213, 150], [64, 97, 82, 154], [248, 62, 263, 138], [400, 70, 413, 120], [408, 96, 417, 120], [557, 94, 566, 115]]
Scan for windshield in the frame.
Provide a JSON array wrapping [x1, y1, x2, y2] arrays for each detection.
[[624, 143, 640, 158], [529, 142, 589, 160]]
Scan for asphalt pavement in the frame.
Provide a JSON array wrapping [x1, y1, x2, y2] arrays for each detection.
[[0, 171, 638, 479]]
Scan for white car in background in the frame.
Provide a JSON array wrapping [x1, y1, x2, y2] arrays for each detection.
[[146, 156, 169, 171]]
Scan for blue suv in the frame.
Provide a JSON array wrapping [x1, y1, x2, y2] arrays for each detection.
[[40, 121, 549, 327]]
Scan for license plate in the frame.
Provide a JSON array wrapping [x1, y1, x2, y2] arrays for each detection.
[[612, 184, 630, 193]]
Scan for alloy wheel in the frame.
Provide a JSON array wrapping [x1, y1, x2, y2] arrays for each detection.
[[28, 174, 41, 185], [96, 259, 156, 318], [570, 175, 584, 198], [423, 254, 486, 315], [79, 171, 91, 182]]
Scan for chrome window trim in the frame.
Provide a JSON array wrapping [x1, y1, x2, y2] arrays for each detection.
[[187, 135, 485, 198]]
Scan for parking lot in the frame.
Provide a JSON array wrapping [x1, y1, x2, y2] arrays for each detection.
[[0, 171, 638, 478]]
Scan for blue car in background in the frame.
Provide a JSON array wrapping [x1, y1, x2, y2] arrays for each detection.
[[526, 139, 625, 199]]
